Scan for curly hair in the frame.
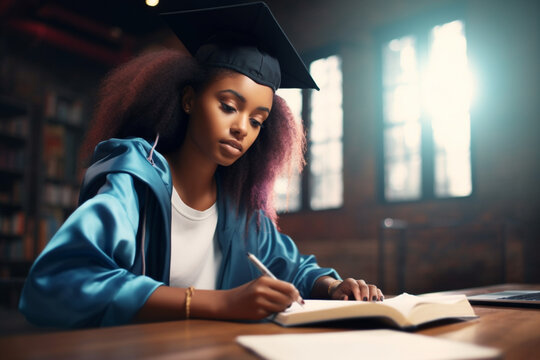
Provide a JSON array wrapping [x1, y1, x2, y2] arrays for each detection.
[[81, 49, 305, 225]]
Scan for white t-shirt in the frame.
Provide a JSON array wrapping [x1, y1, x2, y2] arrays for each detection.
[[169, 187, 221, 290]]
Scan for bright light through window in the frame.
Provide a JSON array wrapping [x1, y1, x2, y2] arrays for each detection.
[[382, 19, 473, 201], [383, 36, 422, 201], [309, 55, 343, 209], [427, 20, 474, 197]]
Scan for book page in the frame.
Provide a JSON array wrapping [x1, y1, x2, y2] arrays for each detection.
[[237, 329, 500, 360], [275, 298, 408, 327], [282, 299, 361, 313], [384, 293, 470, 315]]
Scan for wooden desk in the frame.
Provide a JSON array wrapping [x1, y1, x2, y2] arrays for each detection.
[[2, 284, 539, 359]]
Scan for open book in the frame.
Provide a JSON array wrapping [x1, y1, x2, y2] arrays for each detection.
[[274, 293, 476, 328]]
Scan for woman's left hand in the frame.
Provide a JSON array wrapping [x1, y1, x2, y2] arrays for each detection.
[[328, 278, 384, 301]]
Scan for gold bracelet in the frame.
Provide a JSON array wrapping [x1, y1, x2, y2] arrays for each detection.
[[328, 279, 343, 297], [185, 286, 194, 319]]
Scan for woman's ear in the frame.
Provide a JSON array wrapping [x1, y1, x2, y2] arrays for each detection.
[[182, 86, 195, 114]]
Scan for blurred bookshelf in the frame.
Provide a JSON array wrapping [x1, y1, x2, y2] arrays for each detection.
[[0, 23, 97, 310], [0, 96, 33, 308], [38, 89, 86, 254], [0, 90, 88, 308]]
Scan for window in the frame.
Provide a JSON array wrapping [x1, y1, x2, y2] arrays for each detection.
[[274, 54, 344, 212], [274, 88, 302, 213], [380, 18, 474, 202], [308, 55, 343, 209]]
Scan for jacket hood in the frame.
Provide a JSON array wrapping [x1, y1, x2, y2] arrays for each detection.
[[80, 137, 172, 206]]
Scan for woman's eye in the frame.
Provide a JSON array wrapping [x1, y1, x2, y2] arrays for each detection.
[[250, 119, 263, 128], [220, 102, 236, 113]]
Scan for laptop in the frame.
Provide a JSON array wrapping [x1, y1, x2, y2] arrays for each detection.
[[467, 290, 540, 308]]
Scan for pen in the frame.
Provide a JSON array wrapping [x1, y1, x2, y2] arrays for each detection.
[[246, 252, 305, 307]]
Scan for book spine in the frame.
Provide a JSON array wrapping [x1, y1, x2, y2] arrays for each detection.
[[0, 212, 26, 236], [0, 145, 25, 172], [44, 183, 77, 209], [0, 114, 29, 137]]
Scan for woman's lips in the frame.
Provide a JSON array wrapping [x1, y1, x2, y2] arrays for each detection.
[[220, 139, 243, 156]]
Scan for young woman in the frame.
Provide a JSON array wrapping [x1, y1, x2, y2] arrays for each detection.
[[19, 3, 382, 328]]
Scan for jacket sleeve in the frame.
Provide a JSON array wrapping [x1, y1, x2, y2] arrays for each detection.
[[19, 173, 163, 328], [254, 213, 341, 298]]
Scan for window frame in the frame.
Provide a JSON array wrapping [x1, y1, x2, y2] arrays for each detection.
[[375, 4, 476, 204]]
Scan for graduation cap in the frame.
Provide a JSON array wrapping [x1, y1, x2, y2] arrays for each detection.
[[160, 2, 319, 91]]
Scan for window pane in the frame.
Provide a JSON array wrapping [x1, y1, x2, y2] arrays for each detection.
[[310, 142, 343, 210], [274, 173, 301, 212], [383, 36, 420, 125], [274, 88, 303, 213], [310, 56, 343, 142], [276, 88, 303, 119], [382, 35, 422, 201], [383, 124, 422, 201], [309, 55, 343, 209], [426, 20, 473, 198], [433, 115, 472, 197], [383, 85, 421, 124], [311, 140, 343, 174]]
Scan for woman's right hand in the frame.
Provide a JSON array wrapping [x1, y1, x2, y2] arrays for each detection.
[[221, 276, 301, 320], [135, 279, 300, 323]]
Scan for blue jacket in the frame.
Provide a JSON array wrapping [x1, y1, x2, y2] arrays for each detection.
[[19, 138, 339, 328]]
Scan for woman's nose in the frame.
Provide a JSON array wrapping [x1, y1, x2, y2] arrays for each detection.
[[230, 115, 248, 139]]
